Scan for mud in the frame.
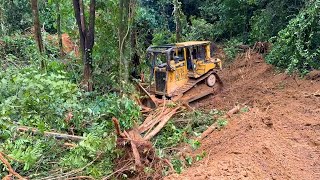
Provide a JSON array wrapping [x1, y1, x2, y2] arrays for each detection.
[[166, 53, 320, 180]]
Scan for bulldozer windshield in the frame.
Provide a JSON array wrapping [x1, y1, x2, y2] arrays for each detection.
[[147, 46, 174, 68]]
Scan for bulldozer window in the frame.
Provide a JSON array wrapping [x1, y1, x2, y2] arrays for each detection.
[[191, 45, 206, 60], [173, 48, 184, 63], [198, 45, 206, 60], [156, 54, 167, 65], [186, 48, 193, 70]]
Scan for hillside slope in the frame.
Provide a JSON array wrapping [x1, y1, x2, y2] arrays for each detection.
[[166, 53, 320, 180]]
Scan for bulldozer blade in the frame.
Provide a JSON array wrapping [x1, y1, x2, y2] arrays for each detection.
[[214, 72, 224, 91], [136, 82, 158, 109]]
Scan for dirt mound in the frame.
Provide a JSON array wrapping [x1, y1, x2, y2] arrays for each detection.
[[166, 53, 320, 180]]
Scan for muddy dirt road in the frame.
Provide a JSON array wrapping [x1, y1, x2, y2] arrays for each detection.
[[166, 53, 320, 180]]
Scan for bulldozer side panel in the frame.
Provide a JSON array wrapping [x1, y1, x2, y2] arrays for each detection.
[[195, 61, 217, 76], [166, 62, 188, 97], [205, 44, 211, 60]]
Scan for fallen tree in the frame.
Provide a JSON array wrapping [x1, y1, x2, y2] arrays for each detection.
[[16, 126, 84, 141]]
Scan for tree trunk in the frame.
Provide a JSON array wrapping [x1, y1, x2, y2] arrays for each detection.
[[119, 0, 127, 87], [173, 0, 181, 42], [130, 1, 139, 79], [73, 0, 95, 92], [118, 0, 137, 88], [84, 0, 95, 92], [73, 0, 86, 60], [31, 0, 45, 69], [56, 2, 63, 57], [176, 18, 181, 42]]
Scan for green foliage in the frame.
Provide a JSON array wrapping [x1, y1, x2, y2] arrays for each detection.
[[60, 134, 118, 177], [0, 64, 141, 178], [152, 29, 176, 45], [0, 66, 78, 131], [199, 0, 252, 42], [187, 139, 201, 150], [195, 151, 206, 161], [1, 0, 317, 178], [154, 121, 186, 149], [0, 35, 40, 68], [0, 0, 32, 35], [249, 9, 274, 42], [153, 109, 218, 150], [171, 158, 184, 174], [0, 34, 64, 70], [153, 109, 225, 174], [217, 118, 228, 128], [0, 65, 140, 132], [223, 38, 242, 61], [266, 1, 320, 73], [249, 0, 305, 43], [0, 131, 120, 178], [184, 17, 216, 41], [0, 0, 61, 35]]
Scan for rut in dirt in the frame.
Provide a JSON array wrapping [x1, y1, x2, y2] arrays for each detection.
[[166, 52, 320, 180]]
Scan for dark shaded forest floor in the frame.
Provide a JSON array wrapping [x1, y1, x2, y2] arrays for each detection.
[[166, 53, 320, 180]]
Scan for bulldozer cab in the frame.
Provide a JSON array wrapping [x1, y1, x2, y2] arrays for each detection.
[[146, 41, 222, 98]]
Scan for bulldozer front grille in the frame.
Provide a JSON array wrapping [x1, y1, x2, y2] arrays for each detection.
[[155, 71, 166, 93]]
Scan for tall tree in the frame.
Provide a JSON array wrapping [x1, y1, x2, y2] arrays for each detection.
[[119, 0, 136, 86], [31, 0, 45, 69], [173, 0, 182, 42], [72, 0, 96, 91], [56, 1, 63, 57]]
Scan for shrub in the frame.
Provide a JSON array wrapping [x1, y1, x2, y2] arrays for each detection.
[[0, 65, 141, 178], [184, 17, 217, 41], [223, 38, 243, 61], [266, 1, 320, 74]]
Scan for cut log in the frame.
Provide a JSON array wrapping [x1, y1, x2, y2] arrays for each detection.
[[139, 108, 162, 129], [144, 106, 180, 140], [226, 105, 241, 118], [198, 105, 242, 140], [198, 122, 218, 140], [139, 108, 172, 133], [17, 126, 84, 141]]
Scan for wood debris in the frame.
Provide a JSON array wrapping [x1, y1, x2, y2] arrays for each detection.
[[0, 152, 26, 180], [17, 126, 84, 141], [199, 105, 242, 140]]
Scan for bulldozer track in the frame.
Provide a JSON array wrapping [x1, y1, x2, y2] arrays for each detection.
[[173, 70, 216, 96], [172, 70, 223, 103]]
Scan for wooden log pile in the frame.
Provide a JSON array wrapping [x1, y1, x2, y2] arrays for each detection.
[[112, 105, 181, 168]]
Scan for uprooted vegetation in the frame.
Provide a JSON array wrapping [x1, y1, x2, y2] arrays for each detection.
[[0, 62, 238, 179]]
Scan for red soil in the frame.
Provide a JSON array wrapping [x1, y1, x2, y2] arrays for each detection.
[[166, 53, 320, 180]]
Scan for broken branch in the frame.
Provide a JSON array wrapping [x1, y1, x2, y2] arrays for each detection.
[[199, 105, 242, 140], [17, 126, 84, 141], [0, 152, 26, 180]]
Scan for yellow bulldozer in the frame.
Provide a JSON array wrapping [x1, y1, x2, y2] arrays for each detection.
[[138, 41, 223, 108]]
